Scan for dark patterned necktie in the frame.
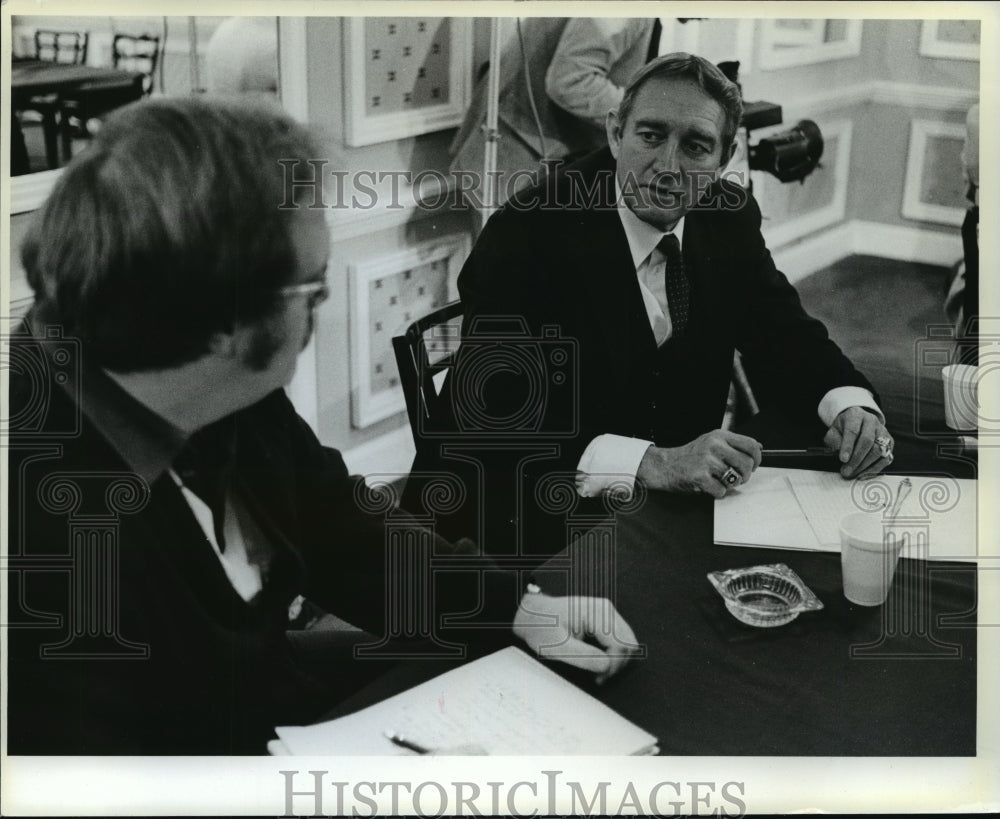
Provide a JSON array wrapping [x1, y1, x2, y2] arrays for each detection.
[[658, 233, 690, 338], [173, 421, 236, 552]]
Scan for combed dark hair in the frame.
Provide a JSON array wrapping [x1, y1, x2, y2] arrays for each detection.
[[615, 52, 744, 151], [21, 96, 321, 372]]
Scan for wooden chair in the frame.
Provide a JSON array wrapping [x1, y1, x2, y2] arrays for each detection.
[[58, 35, 160, 161], [18, 30, 90, 168], [34, 30, 89, 64], [110, 34, 161, 95], [391, 301, 464, 452], [394, 302, 759, 441]]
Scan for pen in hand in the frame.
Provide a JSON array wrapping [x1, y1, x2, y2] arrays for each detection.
[[384, 729, 431, 755], [761, 447, 836, 456]]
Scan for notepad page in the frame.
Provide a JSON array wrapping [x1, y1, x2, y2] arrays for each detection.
[[275, 647, 657, 755], [713, 467, 823, 551], [786, 470, 873, 547], [786, 471, 979, 559], [714, 468, 979, 561]]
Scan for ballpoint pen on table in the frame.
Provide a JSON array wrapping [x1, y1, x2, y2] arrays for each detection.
[[761, 447, 836, 456], [384, 729, 431, 755]]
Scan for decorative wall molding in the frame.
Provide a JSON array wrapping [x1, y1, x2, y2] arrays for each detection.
[[777, 79, 977, 119], [760, 119, 853, 250], [9, 169, 62, 216], [868, 81, 978, 111], [772, 219, 962, 282], [901, 119, 968, 227], [326, 171, 456, 241], [279, 16, 318, 432], [277, 17, 310, 123], [771, 221, 855, 284], [849, 220, 963, 267]]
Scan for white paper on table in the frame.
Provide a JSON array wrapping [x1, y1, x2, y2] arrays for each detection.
[[714, 467, 979, 561], [275, 646, 657, 756]]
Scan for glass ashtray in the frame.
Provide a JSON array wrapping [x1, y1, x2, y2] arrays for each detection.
[[707, 563, 824, 628]]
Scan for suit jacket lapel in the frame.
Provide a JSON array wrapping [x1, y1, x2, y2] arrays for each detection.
[[584, 211, 638, 351], [680, 208, 725, 343]]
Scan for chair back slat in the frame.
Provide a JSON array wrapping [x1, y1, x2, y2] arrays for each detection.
[[112, 34, 161, 95], [392, 300, 463, 448], [35, 30, 89, 65]]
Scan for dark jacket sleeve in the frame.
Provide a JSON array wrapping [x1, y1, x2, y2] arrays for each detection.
[[725, 193, 878, 418], [402, 203, 605, 555], [259, 391, 523, 649]]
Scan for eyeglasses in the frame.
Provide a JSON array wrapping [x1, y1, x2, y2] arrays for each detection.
[[276, 280, 330, 312]]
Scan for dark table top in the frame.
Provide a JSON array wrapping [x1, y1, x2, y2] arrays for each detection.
[[10, 59, 141, 106], [532, 489, 977, 756], [322, 479, 976, 756], [320, 412, 978, 756]]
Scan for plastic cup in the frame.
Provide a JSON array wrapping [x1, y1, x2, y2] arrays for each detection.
[[941, 364, 978, 431], [839, 512, 906, 606]]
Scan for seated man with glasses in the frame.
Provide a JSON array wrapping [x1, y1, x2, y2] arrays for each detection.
[[6, 96, 638, 755]]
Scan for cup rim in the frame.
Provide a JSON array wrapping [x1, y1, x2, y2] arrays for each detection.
[[839, 511, 900, 550]]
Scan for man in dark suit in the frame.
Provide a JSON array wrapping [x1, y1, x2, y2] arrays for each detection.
[[406, 53, 893, 558], [5, 96, 637, 754]]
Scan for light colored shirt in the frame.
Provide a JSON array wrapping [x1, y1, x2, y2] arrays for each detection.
[[575, 189, 883, 498], [545, 18, 657, 128], [169, 470, 273, 602]]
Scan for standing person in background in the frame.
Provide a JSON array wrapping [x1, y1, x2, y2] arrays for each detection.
[[450, 17, 660, 224], [205, 17, 279, 95]]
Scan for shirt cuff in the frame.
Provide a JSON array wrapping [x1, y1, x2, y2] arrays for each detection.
[[576, 434, 653, 498], [817, 387, 884, 428]]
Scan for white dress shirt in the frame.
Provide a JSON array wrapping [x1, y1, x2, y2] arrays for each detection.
[[169, 470, 272, 602], [575, 189, 883, 498]]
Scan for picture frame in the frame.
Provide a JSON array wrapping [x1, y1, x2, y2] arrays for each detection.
[[342, 16, 472, 147], [901, 119, 968, 227], [918, 19, 980, 61], [758, 19, 863, 70], [348, 235, 469, 428]]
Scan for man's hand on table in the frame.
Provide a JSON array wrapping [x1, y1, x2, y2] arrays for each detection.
[[512, 593, 639, 685], [636, 430, 762, 498], [825, 406, 894, 479]]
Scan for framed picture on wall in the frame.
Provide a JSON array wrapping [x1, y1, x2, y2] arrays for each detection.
[[342, 17, 473, 147], [348, 235, 470, 428], [919, 19, 980, 61], [758, 18, 862, 69], [901, 119, 968, 227]]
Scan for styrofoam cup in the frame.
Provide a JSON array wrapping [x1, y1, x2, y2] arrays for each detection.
[[839, 512, 905, 606], [942, 364, 978, 431]]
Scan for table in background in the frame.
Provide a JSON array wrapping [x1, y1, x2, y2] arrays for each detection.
[[10, 59, 143, 169]]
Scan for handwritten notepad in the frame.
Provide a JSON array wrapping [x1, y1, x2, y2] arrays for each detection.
[[714, 467, 978, 561], [274, 647, 657, 755]]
